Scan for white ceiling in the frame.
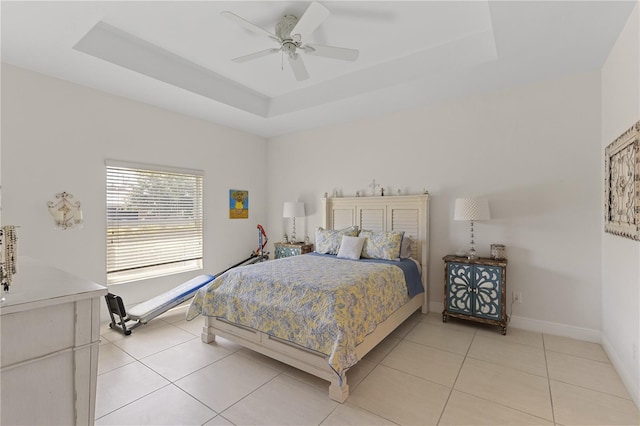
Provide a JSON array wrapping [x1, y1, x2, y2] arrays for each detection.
[[1, 1, 636, 138]]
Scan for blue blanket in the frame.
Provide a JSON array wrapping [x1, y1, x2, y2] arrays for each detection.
[[308, 252, 424, 297]]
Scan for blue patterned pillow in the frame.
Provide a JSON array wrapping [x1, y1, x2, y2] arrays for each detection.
[[315, 226, 359, 255], [360, 230, 405, 260]]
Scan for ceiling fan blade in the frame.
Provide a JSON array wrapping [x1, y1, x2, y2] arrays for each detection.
[[290, 2, 330, 41], [303, 44, 359, 61], [288, 54, 309, 81], [232, 48, 281, 63], [221, 11, 280, 42]]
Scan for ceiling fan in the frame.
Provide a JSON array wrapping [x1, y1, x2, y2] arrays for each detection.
[[221, 2, 359, 81]]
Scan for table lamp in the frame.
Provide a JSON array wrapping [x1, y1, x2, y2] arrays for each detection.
[[454, 197, 490, 259], [283, 201, 305, 243]]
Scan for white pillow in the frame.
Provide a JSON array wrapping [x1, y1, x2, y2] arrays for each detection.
[[401, 236, 415, 258], [337, 236, 366, 260]]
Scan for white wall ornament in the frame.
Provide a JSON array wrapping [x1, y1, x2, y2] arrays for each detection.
[[47, 192, 83, 230], [604, 120, 640, 240]]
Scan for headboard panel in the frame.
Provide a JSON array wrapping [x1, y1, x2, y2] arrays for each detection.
[[360, 208, 385, 232], [331, 208, 355, 230], [322, 194, 430, 311]]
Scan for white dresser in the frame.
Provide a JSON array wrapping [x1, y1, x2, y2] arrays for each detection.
[[0, 257, 107, 425]]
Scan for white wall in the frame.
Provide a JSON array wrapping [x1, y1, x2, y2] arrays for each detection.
[[601, 1, 640, 406], [267, 70, 603, 339], [2, 21, 636, 403], [1, 64, 267, 313]]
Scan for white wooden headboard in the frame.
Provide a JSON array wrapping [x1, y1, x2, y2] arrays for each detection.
[[321, 194, 430, 310]]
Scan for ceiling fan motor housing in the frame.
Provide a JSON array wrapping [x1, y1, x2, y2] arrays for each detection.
[[276, 15, 299, 42]]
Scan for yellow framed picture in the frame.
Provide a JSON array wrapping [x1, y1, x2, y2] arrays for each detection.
[[229, 189, 248, 219]]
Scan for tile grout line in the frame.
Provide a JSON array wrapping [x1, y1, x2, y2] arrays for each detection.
[[340, 344, 402, 425], [170, 381, 224, 422], [97, 314, 636, 425], [435, 327, 478, 425], [97, 321, 238, 422], [542, 334, 558, 425], [432, 321, 555, 424], [167, 350, 268, 417], [103, 321, 198, 361], [95, 382, 175, 422], [215, 372, 281, 421], [450, 388, 557, 424]]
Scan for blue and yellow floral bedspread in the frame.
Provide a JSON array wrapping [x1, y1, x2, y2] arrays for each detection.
[[186, 254, 410, 377]]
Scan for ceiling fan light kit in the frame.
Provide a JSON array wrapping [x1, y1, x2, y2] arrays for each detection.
[[222, 2, 359, 81]]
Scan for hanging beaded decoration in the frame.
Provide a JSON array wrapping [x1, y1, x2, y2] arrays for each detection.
[[1, 225, 18, 292]]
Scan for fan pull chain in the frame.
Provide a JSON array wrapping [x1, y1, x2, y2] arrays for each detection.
[[281, 51, 284, 71]]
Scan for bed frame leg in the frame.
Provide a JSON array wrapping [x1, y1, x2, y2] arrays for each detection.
[[201, 318, 216, 343], [329, 377, 349, 403], [202, 329, 216, 343]]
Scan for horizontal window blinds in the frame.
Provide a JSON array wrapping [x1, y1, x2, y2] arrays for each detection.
[[106, 163, 203, 284]]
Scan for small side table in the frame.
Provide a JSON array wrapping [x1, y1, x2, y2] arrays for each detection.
[[443, 255, 508, 335], [274, 242, 314, 259]]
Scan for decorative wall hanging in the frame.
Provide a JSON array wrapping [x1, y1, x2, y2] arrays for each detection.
[[47, 192, 83, 230], [604, 120, 640, 240], [0, 225, 18, 292], [229, 190, 249, 219]]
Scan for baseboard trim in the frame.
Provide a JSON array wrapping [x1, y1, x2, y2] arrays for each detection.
[[429, 304, 601, 342], [508, 315, 601, 342], [427, 306, 639, 409], [601, 334, 640, 409]]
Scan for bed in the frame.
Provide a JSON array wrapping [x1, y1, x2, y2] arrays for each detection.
[[187, 194, 430, 402]]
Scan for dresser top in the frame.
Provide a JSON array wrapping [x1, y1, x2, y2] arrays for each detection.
[[0, 257, 107, 315], [443, 255, 508, 267]]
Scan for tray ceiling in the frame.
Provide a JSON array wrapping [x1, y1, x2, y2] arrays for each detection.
[[1, 1, 636, 137]]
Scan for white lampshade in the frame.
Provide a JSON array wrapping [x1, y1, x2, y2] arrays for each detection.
[[283, 201, 305, 218], [454, 198, 490, 221]]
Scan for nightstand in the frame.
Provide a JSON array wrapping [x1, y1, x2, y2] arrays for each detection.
[[443, 255, 508, 335], [274, 242, 314, 259]]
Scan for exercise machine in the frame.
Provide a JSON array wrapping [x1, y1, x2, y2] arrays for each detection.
[[105, 225, 269, 335]]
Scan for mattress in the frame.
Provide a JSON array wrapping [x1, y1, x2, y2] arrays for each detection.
[[187, 254, 421, 376]]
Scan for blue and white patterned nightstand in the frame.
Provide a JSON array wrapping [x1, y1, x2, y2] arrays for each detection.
[[274, 242, 314, 259], [443, 255, 508, 335]]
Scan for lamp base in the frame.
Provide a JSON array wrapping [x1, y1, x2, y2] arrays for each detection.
[[467, 221, 478, 259], [291, 218, 297, 244]]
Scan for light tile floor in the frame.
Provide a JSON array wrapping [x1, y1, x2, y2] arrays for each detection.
[[96, 307, 639, 425]]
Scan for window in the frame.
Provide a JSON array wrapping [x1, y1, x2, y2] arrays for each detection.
[[106, 161, 203, 285]]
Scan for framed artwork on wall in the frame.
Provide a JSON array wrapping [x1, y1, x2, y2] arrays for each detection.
[[604, 120, 640, 240], [229, 189, 248, 219]]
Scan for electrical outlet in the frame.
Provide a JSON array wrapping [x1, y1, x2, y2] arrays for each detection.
[[513, 292, 522, 304]]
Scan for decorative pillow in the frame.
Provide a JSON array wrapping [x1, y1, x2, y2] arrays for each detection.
[[315, 226, 359, 254], [337, 236, 366, 260], [400, 235, 415, 258], [360, 229, 405, 260]]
